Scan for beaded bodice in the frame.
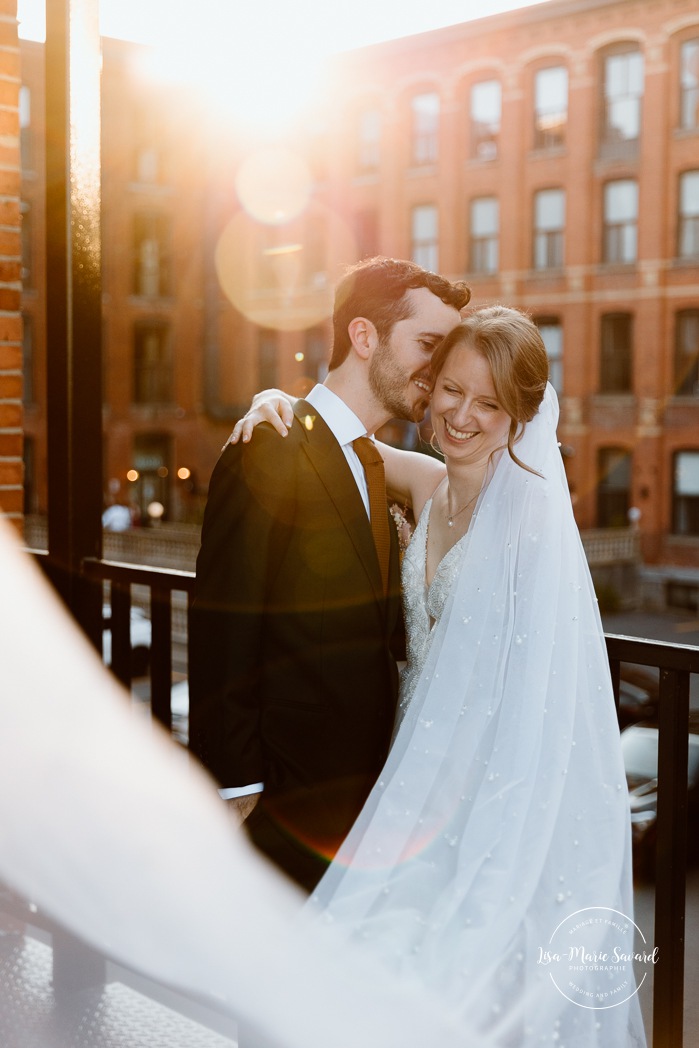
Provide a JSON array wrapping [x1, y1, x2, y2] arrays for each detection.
[[398, 498, 470, 718]]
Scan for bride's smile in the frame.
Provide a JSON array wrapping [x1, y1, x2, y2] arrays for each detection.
[[431, 343, 510, 463]]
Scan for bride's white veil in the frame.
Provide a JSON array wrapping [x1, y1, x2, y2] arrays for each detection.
[[311, 385, 646, 1046], [0, 515, 492, 1048]]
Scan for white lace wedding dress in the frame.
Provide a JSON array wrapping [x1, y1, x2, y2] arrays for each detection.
[[311, 386, 647, 1047], [398, 495, 470, 722]]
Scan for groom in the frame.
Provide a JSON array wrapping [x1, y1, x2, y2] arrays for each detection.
[[188, 257, 469, 892]]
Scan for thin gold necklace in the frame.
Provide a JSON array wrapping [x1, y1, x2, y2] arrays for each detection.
[[446, 485, 480, 528]]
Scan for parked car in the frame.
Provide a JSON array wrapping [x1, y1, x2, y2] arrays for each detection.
[[102, 604, 152, 678], [621, 712, 699, 880], [617, 663, 659, 729]]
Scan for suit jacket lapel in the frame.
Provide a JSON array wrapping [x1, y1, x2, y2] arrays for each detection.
[[294, 401, 386, 604]]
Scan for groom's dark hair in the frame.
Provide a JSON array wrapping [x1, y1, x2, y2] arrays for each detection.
[[328, 257, 470, 371]]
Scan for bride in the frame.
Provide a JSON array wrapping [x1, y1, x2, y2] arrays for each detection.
[[232, 306, 647, 1047]]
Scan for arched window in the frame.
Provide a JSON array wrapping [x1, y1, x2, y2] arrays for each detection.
[[533, 66, 567, 149], [680, 37, 699, 131], [411, 92, 439, 166], [470, 80, 501, 160], [599, 44, 644, 160]]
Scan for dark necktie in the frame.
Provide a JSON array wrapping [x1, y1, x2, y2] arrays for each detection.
[[353, 436, 390, 595]]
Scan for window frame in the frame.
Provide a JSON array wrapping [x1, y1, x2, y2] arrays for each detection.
[[534, 316, 563, 394], [680, 37, 699, 132], [533, 66, 568, 150], [410, 92, 440, 167], [596, 446, 632, 528], [600, 312, 633, 394], [533, 188, 565, 270], [672, 449, 699, 536], [602, 179, 638, 264], [469, 196, 499, 275], [357, 106, 381, 172], [678, 170, 699, 260], [133, 211, 172, 298], [674, 309, 699, 397], [470, 79, 501, 161], [132, 320, 172, 406], [411, 204, 439, 273], [598, 44, 644, 160]]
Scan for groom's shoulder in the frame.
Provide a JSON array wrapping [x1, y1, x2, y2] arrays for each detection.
[[219, 420, 302, 466]]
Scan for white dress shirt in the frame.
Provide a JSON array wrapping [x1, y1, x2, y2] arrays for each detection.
[[220, 385, 374, 800]]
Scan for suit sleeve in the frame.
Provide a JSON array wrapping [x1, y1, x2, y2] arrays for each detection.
[[188, 430, 295, 788]]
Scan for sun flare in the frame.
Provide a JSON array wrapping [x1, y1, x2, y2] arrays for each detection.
[[19, 0, 552, 132], [131, 6, 329, 136]]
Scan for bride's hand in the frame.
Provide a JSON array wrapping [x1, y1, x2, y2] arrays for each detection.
[[225, 389, 295, 448]]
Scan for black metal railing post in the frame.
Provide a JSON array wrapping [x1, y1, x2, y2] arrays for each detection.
[[43, 0, 103, 996], [151, 584, 174, 730], [606, 633, 699, 1048], [44, 0, 103, 650], [653, 667, 690, 1048], [41, 568, 699, 1047], [109, 580, 134, 686]]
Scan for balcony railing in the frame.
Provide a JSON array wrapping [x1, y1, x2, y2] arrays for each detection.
[[82, 557, 195, 731], [582, 526, 641, 564], [52, 556, 696, 1048]]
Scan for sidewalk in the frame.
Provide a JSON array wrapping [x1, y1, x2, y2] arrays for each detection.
[[602, 607, 699, 647], [602, 607, 699, 707]]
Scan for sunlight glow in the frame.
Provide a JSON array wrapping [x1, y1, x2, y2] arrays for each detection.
[[235, 148, 313, 225], [134, 30, 326, 136], [18, 0, 551, 130], [19, 0, 551, 50], [214, 203, 356, 332]]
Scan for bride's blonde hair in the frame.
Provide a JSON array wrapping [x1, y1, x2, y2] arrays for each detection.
[[430, 305, 549, 473]]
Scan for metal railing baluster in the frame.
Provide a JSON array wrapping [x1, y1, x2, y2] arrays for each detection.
[[653, 667, 690, 1048]]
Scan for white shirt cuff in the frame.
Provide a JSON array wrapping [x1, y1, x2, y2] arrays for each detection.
[[219, 783, 264, 800]]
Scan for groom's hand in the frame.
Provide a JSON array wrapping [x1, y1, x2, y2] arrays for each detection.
[[226, 794, 260, 824]]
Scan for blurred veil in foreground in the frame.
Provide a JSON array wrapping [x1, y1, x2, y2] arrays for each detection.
[[0, 515, 488, 1048]]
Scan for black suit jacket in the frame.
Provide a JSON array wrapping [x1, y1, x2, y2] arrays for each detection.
[[188, 400, 403, 891]]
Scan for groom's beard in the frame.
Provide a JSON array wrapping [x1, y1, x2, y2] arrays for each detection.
[[369, 338, 430, 423]]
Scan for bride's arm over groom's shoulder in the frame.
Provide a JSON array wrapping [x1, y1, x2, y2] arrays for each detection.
[[226, 388, 294, 447], [375, 440, 445, 523], [224, 387, 447, 522]]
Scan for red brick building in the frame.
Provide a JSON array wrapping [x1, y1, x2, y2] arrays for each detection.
[[0, 0, 21, 528], [19, 0, 699, 590]]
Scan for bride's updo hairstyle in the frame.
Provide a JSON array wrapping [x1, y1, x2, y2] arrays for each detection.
[[430, 305, 549, 473]]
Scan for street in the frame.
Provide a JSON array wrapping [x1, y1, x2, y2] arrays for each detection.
[[602, 607, 699, 710]]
